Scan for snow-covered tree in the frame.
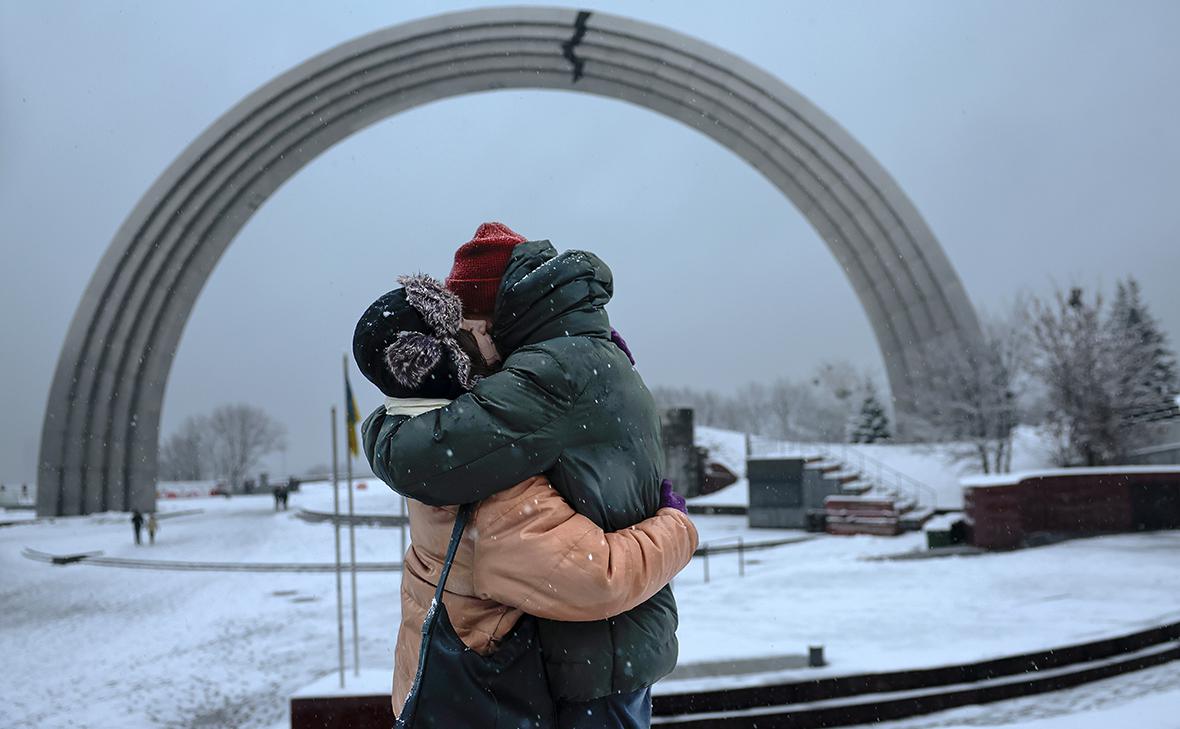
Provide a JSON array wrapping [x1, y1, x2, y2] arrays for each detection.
[[910, 303, 1027, 473], [1030, 287, 1119, 465], [158, 415, 211, 481], [206, 404, 287, 489], [653, 378, 811, 440], [1028, 281, 1176, 466], [851, 381, 891, 443], [806, 361, 864, 442], [651, 361, 875, 442], [159, 405, 287, 486], [1109, 277, 1179, 422]]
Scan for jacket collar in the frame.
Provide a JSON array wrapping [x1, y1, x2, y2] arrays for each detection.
[[384, 397, 452, 417]]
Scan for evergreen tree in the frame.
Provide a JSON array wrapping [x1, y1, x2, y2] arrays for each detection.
[[852, 381, 891, 443], [1109, 277, 1179, 419]]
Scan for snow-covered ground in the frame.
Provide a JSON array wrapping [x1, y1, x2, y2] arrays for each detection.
[[667, 528, 1180, 688], [847, 660, 1180, 728], [1, 507, 38, 523], [3, 482, 1177, 728], [690, 426, 1057, 510]]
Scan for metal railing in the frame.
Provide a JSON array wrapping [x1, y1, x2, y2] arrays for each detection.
[[694, 535, 746, 583]]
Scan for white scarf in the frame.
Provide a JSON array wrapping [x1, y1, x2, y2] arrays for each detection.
[[384, 397, 452, 417]]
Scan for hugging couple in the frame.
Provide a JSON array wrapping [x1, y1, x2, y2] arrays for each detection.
[[355, 223, 699, 729]]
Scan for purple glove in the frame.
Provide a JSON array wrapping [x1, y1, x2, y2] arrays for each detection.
[[659, 479, 687, 513], [610, 328, 636, 366]]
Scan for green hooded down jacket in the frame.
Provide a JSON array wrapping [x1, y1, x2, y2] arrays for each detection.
[[363, 240, 678, 702]]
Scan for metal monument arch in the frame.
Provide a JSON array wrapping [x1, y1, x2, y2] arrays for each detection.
[[38, 7, 982, 516]]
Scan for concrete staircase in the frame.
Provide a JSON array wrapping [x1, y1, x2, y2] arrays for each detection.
[[749, 437, 937, 536]]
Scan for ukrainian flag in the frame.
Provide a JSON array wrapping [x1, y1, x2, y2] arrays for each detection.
[[345, 360, 361, 457]]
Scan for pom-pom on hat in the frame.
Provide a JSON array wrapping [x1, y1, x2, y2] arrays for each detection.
[[352, 274, 475, 399], [444, 222, 526, 314]]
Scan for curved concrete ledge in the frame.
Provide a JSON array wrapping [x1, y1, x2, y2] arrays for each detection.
[[285, 618, 1180, 729], [652, 619, 1180, 727], [38, 7, 982, 516]]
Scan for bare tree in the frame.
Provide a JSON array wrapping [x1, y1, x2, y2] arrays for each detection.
[[158, 415, 211, 481], [911, 304, 1028, 473], [762, 379, 810, 440], [651, 361, 873, 442], [206, 404, 287, 489], [652, 386, 724, 427], [802, 361, 863, 441]]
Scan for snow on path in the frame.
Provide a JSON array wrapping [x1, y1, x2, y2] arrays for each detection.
[[846, 660, 1180, 728], [2, 486, 405, 729]]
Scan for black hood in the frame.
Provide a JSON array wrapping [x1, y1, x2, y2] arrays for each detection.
[[492, 240, 613, 355]]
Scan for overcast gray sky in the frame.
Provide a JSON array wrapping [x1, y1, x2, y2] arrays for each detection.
[[2, 1, 1178, 484]]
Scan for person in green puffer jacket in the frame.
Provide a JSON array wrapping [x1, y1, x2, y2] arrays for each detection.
[[362, 224, 678, 727]]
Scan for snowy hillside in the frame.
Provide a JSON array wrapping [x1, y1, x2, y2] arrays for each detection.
[[691, 427, 752, 507], [689, 426, 1057, 509]]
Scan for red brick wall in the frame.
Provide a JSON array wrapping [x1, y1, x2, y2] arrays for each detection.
[[1027, 475, 1134, 534], [965, 471, 1180, 550], [964, 484, 1027, 550]]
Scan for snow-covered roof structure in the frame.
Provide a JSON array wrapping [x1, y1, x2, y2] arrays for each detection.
[[961, 465, 1180, 489]]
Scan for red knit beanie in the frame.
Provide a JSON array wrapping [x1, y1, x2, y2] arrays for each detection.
[[445, 222, 526, 314]]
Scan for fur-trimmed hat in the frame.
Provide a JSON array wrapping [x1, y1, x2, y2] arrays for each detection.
[[353, 274, 477, 398]]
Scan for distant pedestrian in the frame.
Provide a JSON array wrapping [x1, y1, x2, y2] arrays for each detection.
[[147, 513, 159, 545], [280, 486, 290, 511], [273, 485, 282, 512], [131, 510, 144, 545]]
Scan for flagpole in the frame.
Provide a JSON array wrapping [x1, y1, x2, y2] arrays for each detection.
[[330, 406, 344, 689], [344, 355, 360, 677]]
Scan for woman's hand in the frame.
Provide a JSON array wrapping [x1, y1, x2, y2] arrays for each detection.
[[659, 479, 687, 513]]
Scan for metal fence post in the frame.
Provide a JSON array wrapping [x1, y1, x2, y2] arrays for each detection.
[[703, 547, 710, 584], [738, 537, 745, 577]]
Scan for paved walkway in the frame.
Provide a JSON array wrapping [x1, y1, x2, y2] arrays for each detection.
[[295, 508, 408, 527], [21, 547, 402, 573]]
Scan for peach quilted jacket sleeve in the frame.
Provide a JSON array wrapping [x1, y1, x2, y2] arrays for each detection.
[[471, 477, 698, 622]]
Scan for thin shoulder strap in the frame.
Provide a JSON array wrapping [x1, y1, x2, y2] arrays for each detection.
[[398, 502, 474, 728], [433, 502, 473, 599]]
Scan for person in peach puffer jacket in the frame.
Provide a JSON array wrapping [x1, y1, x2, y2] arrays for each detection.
[[353, 274, 698, 719]]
